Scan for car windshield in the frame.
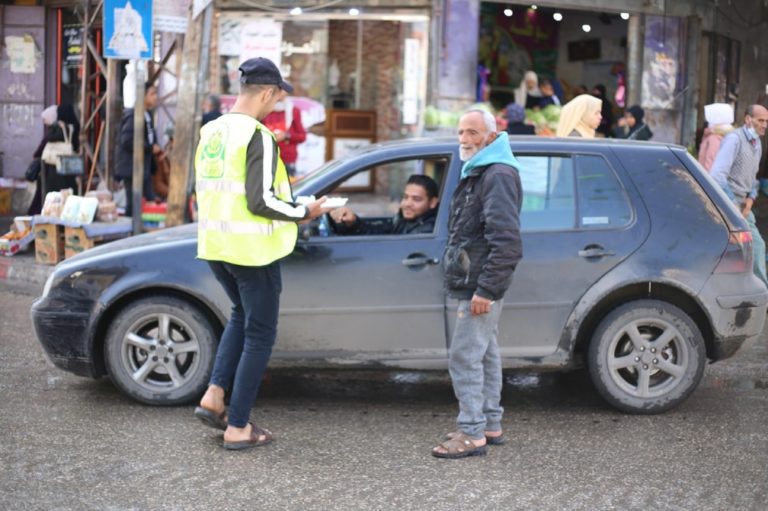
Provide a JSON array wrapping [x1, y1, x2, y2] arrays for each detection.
[[292, 159, 346, 197]]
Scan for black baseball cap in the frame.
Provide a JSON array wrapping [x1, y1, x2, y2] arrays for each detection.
[[239, 57, 293, 93]]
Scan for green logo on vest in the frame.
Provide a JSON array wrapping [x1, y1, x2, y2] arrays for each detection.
[[199, 125, 227, 178]]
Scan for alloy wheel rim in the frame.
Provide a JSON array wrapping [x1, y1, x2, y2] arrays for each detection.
[[120, 312, 201, 392], [606, 318, 688, 399]]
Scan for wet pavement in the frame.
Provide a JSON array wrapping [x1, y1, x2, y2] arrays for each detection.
[[1, 283, 767, 510]]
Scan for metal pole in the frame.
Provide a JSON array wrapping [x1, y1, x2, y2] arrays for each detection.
[[627, 14, 644, 108], [132, 61, 146, 235], [681, 15, 701, 150]]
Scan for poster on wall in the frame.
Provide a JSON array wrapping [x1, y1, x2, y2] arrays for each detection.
[[103, 0, 153, 60], [4, 35, 37, 73], [239, 19, 282, 67], [641, 16, 681, 110]]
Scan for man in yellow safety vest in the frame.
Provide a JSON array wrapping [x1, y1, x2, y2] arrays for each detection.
[[193, 57, 330, 450]]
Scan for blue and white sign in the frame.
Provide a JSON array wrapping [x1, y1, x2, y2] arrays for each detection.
[[103, 0, 153, 60]]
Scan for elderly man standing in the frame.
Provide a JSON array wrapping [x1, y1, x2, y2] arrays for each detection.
[[710, 104, 768, 286], [433, 109, 523, 459]]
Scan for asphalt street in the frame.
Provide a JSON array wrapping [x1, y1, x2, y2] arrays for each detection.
[[1, 281, 767, 511]]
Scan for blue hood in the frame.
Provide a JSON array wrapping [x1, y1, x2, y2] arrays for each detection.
[[461, 132, 521, 179]]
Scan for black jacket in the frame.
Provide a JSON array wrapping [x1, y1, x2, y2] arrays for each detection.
[[115, 108, 156, 180], [443, 163, 523, 300], [337, 207, 437, 235]]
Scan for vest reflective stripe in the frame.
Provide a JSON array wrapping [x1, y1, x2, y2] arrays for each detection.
[[196, 114, 298, 266], [195, 179, 246, 194], [199, 218, 293, 235]]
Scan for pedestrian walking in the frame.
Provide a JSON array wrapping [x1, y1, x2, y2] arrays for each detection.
[[556, 94, 602, 138]]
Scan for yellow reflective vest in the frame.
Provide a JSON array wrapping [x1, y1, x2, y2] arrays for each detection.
[[195, 113, 300, 266]]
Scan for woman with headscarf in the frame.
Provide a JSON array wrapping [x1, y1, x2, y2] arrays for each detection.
[[514, 71, 542, 110], [698, 103, 735, 172], [556, 94, 603, 138], [591, 84, 614, 137], [614, 105, 653, 141], [505, 103, 536, 135], [27, 105, 80, 214]]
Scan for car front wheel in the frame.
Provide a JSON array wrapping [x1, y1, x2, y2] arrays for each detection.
[[104, 296, 218, 405], [588, 300, 706, 414]]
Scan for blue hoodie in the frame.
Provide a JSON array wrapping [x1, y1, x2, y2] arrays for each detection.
[[461, 132, 522, 179]]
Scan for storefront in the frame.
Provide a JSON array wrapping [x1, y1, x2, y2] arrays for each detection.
[[211, 7, 431, 176]]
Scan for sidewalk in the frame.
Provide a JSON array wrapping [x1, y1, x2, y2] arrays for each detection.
[[0, 215, 53, 290]]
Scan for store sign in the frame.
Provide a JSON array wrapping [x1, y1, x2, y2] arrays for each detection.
[[239, 19, 283, 67], [154, 0, 189, 34], [103, 0, 153, 60], [402, 38, 420, 125], [62, 25, 83, 68]]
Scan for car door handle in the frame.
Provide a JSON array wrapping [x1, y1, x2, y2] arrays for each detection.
[[578, 245, 615, 258], [402, 255, 440, 267]]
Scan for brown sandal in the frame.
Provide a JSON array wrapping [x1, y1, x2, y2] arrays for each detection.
[[432, 432, 487, 459], [444, 430, 505, 446], [223, 424, 273, 451]]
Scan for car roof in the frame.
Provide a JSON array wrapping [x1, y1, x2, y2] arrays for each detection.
[[356, 136, 686, 155]]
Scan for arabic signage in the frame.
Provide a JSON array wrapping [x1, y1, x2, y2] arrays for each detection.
[[62, 24, 83, 68], [478, 6, 558, 87], [103, 0, 153, 60], [154, 0, 189, 33]]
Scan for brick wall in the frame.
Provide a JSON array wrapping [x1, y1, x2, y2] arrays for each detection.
[[328, 20, 402, 142]]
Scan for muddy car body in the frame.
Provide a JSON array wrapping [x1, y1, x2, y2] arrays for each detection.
[[32, 137, 768, 413]]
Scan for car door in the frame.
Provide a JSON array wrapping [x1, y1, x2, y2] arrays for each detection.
[[276, 151, 455, 368], [446, 150, 650, 360]]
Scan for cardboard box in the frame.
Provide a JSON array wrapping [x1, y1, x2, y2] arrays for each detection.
[[0, 188, 12, 215], [64, 225, 130, 259], [34, 223, 64, 265]]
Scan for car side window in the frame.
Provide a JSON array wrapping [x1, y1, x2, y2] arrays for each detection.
[[317, 156, 449, 237], [575, 155, 632, 228], [517, 155, 576, 231]]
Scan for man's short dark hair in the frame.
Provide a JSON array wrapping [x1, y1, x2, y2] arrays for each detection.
[[144, 81, 157, 92], [407, 174, 439, 200], [240, 83, 278, 97]]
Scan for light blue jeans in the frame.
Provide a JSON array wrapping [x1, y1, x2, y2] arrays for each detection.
[[745, 210, 768, 286], [448, 299, 504, 440]]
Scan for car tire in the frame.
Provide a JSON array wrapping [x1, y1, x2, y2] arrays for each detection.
[[587, 299, 706, 414], [104, 296, 218, 406]]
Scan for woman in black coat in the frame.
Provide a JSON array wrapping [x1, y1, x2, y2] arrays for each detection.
[[28, 104, 80, 215]]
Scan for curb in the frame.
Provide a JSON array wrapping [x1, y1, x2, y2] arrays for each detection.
[[0, 252, 54, 290]]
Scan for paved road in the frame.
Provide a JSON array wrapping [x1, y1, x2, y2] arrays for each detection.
[[1, 283, 767, 510]]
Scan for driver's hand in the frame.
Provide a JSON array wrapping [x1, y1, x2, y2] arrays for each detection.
[[330, 206, 357, 225]]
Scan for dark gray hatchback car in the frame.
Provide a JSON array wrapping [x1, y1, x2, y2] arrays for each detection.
[[31, 137, 768, 413]]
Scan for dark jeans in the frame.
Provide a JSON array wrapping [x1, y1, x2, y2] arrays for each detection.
[[207, 260, 282, 427]]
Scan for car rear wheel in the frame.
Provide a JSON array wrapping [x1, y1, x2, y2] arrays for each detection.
[[588, 300, 706, 414], [105, 296, 217, 405]]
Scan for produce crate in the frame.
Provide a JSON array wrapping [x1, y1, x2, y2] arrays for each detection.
[[64, 224, 131, 259], [34, 223, 65, 265], [0, 188, 11, 215]]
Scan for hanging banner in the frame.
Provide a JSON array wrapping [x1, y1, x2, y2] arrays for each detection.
[[154, 0, 189, 34], [103, 0, 153, 60], [239, 19, 283, 68]]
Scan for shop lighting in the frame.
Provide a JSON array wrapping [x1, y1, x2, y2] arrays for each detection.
[[504, 8, 513, 17], [289, 7, 302, 15], [620, 12, 630, 20], [553, 12, 563, 21], [531, 5, 537, 9], [582, 24, 592, 32], [349, 8, 360, 15]]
